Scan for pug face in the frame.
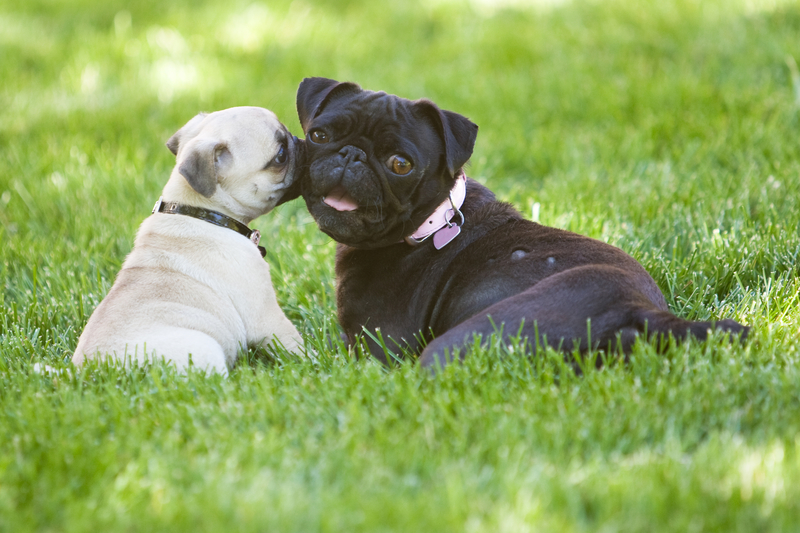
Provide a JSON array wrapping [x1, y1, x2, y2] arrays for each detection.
[[167, 106, 303, 222], [296, 78, 478, 248]]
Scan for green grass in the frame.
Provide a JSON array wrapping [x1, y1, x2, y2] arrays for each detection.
[[2, 0, 800, 530]]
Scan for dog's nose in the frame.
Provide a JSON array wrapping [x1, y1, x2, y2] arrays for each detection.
[[339, 145, 367, 163]]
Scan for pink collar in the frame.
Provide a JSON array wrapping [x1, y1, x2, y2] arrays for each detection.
[[404, 173, 467, 249]]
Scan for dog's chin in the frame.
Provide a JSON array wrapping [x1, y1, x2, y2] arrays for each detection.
[[274, 178, 301, 207], [306, 198, 405, 249]]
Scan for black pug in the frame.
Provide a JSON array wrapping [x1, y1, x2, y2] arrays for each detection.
[[293, 76, 749, 368]]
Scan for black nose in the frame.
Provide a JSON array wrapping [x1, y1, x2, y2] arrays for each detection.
[[339, 145, 367, 163]]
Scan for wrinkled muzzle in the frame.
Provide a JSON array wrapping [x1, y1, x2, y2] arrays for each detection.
[[302, 148, 412, 248], [310, 146, 384, 212]]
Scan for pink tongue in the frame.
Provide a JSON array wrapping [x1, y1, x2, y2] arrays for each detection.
[[323, 185, 359, 212]]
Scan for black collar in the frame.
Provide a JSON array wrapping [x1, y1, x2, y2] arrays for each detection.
[[152, 197, 266, 257]]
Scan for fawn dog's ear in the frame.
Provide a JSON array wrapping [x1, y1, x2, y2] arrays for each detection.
[[166, 113, 223, 198], [166, 112, 207, 155], [176, 138, 229, 198]]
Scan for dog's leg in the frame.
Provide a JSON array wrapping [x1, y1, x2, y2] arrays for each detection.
[[419, 269, 641, 368], [254, 315, 304, 357], [419, 265, 748, 369], [127, 328, 229, 376], [630, 308, 749, 346], [168, 344, 229, 376]]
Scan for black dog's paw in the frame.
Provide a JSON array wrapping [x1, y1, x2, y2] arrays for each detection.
[[715, 319, 750, 344]]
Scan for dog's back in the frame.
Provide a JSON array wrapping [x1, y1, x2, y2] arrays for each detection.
[[73, 215, 261, 373], [72, 107, 304, 375]]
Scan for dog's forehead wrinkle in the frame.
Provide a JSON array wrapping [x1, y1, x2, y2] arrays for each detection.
[[364, 117, 422, 159], [359, 90, 389, 106], [343, 93, 404, 123]]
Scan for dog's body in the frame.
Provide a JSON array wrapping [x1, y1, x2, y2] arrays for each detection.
[[295, 78, 748, 367], [73, 107, 303, 375]]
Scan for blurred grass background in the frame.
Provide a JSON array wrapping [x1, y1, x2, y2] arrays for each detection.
[[2, 0, 800, 531]]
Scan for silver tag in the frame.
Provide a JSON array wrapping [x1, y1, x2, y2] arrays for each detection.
[[250, 229, 261, 246], [152, 197, 163, 214]]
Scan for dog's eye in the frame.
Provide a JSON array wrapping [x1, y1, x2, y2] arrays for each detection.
[[309, 130, 330, 144], [272, 144, 288, 166], [387, 155, 413, 175]]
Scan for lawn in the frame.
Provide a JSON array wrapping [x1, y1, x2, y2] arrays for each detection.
[[2, 0, 800, 531]]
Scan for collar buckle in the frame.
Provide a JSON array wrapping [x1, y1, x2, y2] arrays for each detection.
[[445, 196, 464, 228], [152, 197, 265, 257], [404, 173, 467, 249]]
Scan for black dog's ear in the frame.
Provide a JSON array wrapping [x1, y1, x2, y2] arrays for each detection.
[[416, 100, 478, 176], [297, 77, 361, 132]]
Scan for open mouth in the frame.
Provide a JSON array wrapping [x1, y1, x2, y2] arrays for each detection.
[[322, 185, 359, 212]]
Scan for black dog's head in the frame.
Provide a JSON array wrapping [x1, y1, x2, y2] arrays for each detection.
[[296, 77, 478, 248]]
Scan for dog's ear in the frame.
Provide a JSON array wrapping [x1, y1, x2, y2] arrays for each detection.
[[177, 138, 226, 198], [415, 100, 478, 177], [166, 131, 181, 156], [166, 113, 208, 156], [297, 77, 361, 132]]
